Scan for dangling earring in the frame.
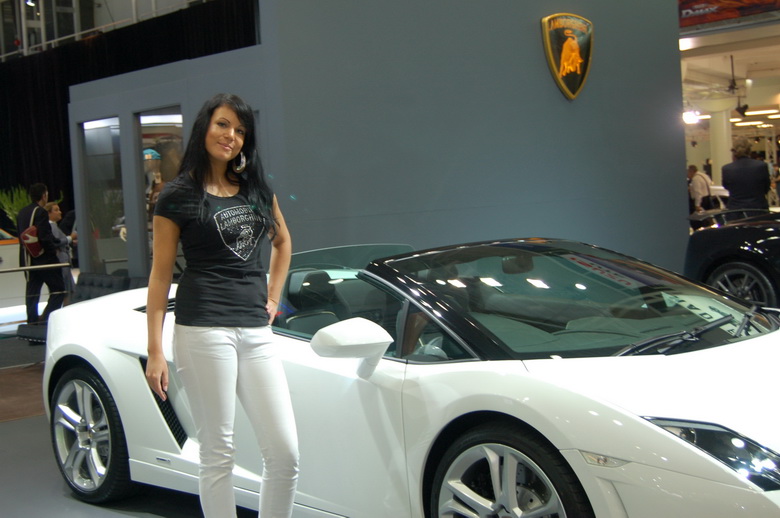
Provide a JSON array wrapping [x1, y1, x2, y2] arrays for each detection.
[[233, 152, 246, 173]]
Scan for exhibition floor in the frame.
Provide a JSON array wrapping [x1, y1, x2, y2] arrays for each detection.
[[1, 416, 212, 517], [0, 335, 254, 518]]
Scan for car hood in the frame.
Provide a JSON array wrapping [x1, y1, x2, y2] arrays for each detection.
[[523, 331, 780, 451]]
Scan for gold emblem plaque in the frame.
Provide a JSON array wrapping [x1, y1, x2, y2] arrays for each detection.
[[541, 13, 593, 100]]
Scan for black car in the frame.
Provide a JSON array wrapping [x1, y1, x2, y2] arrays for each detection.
[[684, 210, 780, 307]]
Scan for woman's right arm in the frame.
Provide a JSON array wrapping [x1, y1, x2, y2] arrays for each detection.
[[146, 215, 180, 401]]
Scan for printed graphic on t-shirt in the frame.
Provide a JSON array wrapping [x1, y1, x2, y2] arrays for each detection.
[[213, 205, 263, 260]]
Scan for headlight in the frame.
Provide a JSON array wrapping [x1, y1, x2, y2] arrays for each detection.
[[649, 418, 780, 491]]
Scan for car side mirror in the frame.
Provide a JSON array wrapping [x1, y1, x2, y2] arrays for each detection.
[[310, 317, 393, 378]]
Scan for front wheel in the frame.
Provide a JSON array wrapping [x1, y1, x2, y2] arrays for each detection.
[[50, 367, 137, 503], [706, 261, 777, 307], [430, 422, 594, 518]]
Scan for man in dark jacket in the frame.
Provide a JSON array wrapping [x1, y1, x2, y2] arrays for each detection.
[[16, 183, 66, 324], [722, 137, 771, 210]]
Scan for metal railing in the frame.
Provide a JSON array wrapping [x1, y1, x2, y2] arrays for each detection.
[[1, 0, 199, 63], [1, 262, 71, 274], [0, 262, 71, 330]]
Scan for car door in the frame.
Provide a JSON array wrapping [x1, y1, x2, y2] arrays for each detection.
[[271, 271, 413, 517]]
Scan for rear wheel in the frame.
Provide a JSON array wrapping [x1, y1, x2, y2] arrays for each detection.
[[430, 422, 594, 518], [50, 367, 137, 503], [706, 262, 777, 307]]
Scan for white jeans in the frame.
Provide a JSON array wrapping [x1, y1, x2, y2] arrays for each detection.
[[173, 325, 299, 518]]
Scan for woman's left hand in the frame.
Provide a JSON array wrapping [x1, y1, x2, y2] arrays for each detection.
[[267, 298, 279, 324]]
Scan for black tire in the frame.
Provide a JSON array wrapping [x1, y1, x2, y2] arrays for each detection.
[[430, 422, 594, 518], [706, 261, 778, 307], [50, 367, 137, 503]]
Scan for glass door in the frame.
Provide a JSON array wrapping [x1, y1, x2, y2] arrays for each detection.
[[81, 116, 127, 274], [138, 107, 184, 273]]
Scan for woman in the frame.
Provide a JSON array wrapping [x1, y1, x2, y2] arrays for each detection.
[[145, 93, 298, 518]]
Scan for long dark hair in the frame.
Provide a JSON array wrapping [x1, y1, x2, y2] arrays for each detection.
[[179, 93, 276, 234]]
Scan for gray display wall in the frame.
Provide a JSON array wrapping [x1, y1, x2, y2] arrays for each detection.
[[70, 0, 688, 274]]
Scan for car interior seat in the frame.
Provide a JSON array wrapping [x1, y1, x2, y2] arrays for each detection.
[[285, 270, 345, 335]]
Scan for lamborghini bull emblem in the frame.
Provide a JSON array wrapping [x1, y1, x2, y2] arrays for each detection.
[[541, 13, 593, 100]]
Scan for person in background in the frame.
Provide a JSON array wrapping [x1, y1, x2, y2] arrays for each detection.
[[145, 93, 298, 518], [688, 164, 714, 230], [59, 208, 76, 235], [703, 158, 712, 178], [45, 202, 77, 303], [688, 164, 713, 213], [16, 183, 66, 323], [144, 148, 165, 222], [59, 208, 78, 268], [722, 137, 770, 211], [769, 163, 780, 207]]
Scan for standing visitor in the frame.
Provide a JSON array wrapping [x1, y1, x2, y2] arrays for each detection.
[[45, 202, 77, 303], [769, 163, 780, 207], [16, 183, 66, 323], [145, 93, 299, 518], [687, 164, 715, 230], [687, 164, 713, 213], [722, 137, 770, 211], [703, 158, 712, 178]]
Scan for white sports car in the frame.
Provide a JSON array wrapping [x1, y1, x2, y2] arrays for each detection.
[[44, 239, 780, 517]]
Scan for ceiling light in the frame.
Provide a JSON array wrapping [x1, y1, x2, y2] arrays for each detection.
[[730, 118, 742, 122], [745, 109, 779, 116], [83, 117, 119, 129], [683, 110, 700, 124], [768, 114, 780, 119], [697, 114, 711, 120], [734, 121, 763, 126], [679, 38, 695, 51], [139, 115, 183, 125]]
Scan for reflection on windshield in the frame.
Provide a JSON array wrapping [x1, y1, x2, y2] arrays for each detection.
[[386, 240, 775, 359]]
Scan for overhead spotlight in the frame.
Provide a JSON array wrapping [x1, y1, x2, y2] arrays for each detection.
[[683, 110, 700, 124], [754, 137, 761, 143], [736, 103, 749, 117], [691, 140, 698, 148]]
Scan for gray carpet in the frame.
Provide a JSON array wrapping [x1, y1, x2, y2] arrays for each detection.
[[1, 415, 242, 517], [0, 333, 45, 369]]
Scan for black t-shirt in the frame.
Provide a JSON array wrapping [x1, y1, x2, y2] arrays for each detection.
[[155, 176, 270, 327]]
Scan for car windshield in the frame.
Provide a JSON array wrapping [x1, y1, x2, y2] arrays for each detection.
[[290, 244, 414, 270], [384, 240, 777, 359]]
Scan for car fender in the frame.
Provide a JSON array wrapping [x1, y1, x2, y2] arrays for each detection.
[[399, 361, 751, 494], [44, 340, 185, 455]]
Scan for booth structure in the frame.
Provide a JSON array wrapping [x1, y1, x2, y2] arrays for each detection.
[[68, 1, 690, 282]]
